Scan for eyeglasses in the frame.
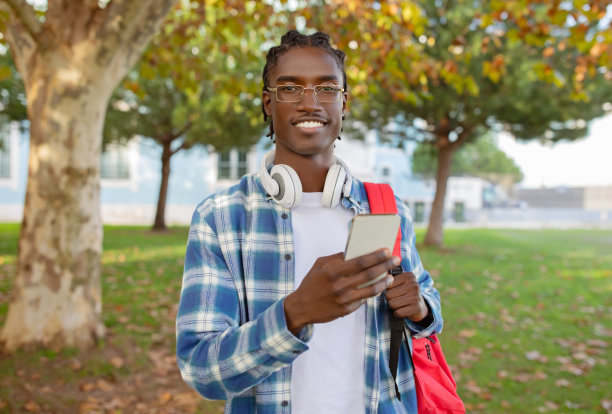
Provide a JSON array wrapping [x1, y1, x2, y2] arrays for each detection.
[[267, 85, 344, 103]]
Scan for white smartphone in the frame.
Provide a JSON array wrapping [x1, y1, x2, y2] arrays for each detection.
[[344, 214, 401, 289]]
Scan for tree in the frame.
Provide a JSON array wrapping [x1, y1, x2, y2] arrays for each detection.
[[0, 53, 26, 122], [0, 0, 176, 351], [318, 0, 612, 246], [412, 133, 524, 185], [104, 1, 273, 230]]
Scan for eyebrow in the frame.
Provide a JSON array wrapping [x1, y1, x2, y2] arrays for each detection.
[[275, 75, 340, 84]]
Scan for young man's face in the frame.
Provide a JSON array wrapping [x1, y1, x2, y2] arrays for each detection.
[[263, 47, 347, 161]]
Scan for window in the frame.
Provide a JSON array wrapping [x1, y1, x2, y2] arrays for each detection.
[[379, 163, 393, 185], [414, 202, 425, 223], [101, 143, 130, 179], [453, 202, 465, 222], [0, 121, 10, 178], [237, 150, 248, 177], [217, 149, 249, 180], [218, 151, 231, 179]]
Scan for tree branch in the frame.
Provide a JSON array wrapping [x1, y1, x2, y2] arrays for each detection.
[[3, 0, 42, 44], [100, 0, 176, 73], [451, 125, 473, 149], [170, 122, 193, 155]]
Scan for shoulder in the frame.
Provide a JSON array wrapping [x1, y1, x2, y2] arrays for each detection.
[[395, 195, 413, 221]]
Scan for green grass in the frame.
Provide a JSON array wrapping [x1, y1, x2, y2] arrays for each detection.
[[0, 224, 611, 413], [416, 228, 612, 413]]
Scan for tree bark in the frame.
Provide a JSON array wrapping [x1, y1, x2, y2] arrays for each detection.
[[424, 135, 456, 247], [0, 0, 176, 351], [153, 141, 172, 231], [0, 56, 113, 350]]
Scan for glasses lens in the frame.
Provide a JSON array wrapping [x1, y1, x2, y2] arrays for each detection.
[[277, 85, 303, 102], [315, 86, 341, 102]]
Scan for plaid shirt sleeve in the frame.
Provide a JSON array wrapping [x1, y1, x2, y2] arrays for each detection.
[[176, 200, 310, 400], [396, 198, 444, 339]]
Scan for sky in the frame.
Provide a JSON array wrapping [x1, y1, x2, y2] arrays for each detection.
[[497, 113, 612, 189]]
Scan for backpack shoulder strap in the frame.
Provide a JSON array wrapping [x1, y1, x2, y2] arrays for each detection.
[[363, 182, 401, 258], [364, 182, 404, 401]]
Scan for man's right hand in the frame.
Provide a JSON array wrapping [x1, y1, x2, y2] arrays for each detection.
[[283, 248, 400, 335]]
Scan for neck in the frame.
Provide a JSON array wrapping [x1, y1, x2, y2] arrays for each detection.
[[274, 149, 335, 193]]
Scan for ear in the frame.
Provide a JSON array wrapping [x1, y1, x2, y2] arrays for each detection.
[[342, 91, 348, 119], [263, 91, 273, 117]]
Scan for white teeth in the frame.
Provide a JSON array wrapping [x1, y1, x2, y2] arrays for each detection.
[[295, 121, 324, 128]]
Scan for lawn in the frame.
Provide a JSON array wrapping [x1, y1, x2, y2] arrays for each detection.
[[0, 224, 611, 413]]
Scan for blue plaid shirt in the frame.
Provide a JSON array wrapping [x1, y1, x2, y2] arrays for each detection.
[[176, 173, 443, 413]]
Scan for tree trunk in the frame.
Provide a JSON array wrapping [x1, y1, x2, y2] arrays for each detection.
[[424, 136, 456, 247], [0, 61, 115, 351], [0, 0, 176, 352], [153, 141, 172, 231]]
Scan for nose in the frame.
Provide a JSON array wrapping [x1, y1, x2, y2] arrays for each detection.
[[296, 87, 322, 112]]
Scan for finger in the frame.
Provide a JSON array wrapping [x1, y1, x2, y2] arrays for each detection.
[[385, 281, 420, 300], [341, 256, 400, 290], [340, 273, 394, 304], [386, 292, 417, 309], [313, 252, 347, 266], [392, 304, 419, 319], [341, 248, 394, 275], [386, 272, 418, 294]]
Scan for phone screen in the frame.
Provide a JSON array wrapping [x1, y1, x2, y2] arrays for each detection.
[[344, 214, 401, 288]]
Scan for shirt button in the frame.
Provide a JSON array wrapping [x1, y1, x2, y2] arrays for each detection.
[[282, 213, 288, 219], [285, 254, 291, 260], [281, 400, 289, 407]]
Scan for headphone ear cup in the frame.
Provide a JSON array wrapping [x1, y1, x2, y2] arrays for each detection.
[[270, 164, 302, 208], [322, 164, 346, 208]]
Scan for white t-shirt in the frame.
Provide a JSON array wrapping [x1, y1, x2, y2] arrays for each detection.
[[290, 192, 366, 414]]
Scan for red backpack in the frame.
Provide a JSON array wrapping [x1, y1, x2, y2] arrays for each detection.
[[364, 182, 465, 414]]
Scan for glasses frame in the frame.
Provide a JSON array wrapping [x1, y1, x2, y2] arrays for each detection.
[[266, 84, 345, 103]]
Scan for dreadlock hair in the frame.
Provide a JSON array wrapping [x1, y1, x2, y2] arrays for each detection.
[[262, 30, 348, 139]]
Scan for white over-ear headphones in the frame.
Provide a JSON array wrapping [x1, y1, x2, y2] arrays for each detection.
[[258, 150, 352, 209]]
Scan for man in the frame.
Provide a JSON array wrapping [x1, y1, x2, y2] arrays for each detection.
[[176, 30, 443, 413]]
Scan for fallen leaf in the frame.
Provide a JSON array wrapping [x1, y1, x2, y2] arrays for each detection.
[[565, 401, 580, 409], [102, 397, 125, 410], [70, 359, 83, 371], [159, 392, 173, 404], [542, 401, 559, 411], [459, 329, 476, 339], [513, 372, 531, 383], [79, 382, 95, 392], [594, 324, 612, 337], [110, 356, 124, 369], [533, 371, 548, 380], [587, 339, 608, 348], [95, 379, 114, 392], [24, 401, 41, 412], [463, 380, 482, 395], [525, 350, 542, 360], [555, 379, 571, 387], [173, 391, 201, 406]]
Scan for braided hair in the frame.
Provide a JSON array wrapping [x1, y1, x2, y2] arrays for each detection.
[[262, 30, 347, 139]]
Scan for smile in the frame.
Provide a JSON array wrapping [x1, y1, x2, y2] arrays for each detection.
[[294, 121, 325, 128]]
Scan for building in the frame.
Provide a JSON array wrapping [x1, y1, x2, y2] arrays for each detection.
[[4, 121, 467, 225], [516, 186, 612, 211]]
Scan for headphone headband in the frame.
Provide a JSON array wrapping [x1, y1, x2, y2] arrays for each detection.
[[258, 150, 352, 208]]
